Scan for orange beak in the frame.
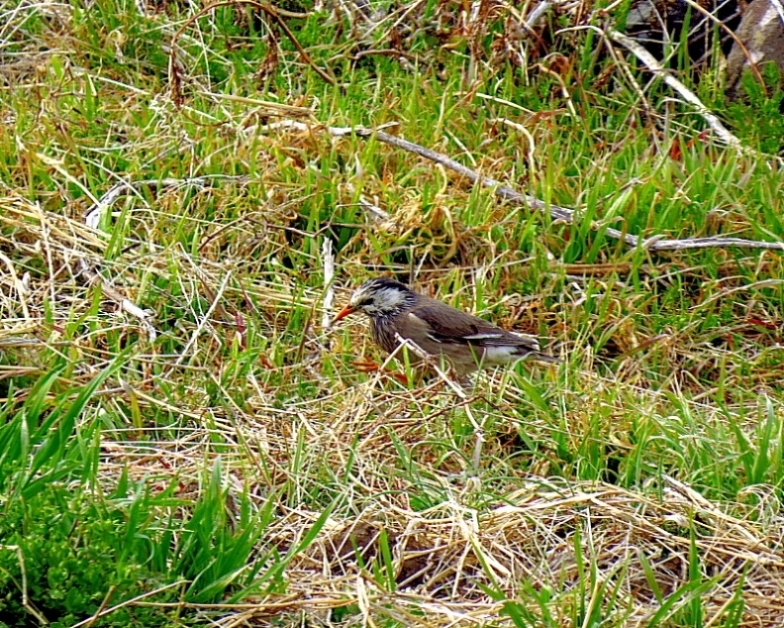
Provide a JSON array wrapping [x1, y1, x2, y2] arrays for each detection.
[[332, 304, 356, 324]]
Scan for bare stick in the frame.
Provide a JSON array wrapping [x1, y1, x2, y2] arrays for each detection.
[[261, 121, 784, 253], [608, 30, 745, 153], [345, 181, 393, 223], [322, 238, 335, 329], [78, 259, 158, 341], [70, 582, 187, 628], [0, 545, 48, 625], [174, 271, 233, 366], [84, 175, 248, 229]]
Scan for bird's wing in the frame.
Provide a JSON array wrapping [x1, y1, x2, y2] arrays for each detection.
[[406, 303, 541, 350]]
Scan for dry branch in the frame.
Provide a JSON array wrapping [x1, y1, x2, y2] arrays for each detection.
[[321, 238, 335, 329], [608, 30, 745, 152], [78, 259, 157, 341], [84, 176, 249, 229], [261, 122, 784, 254]]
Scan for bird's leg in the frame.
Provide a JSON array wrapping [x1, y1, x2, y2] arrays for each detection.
[[351, 360, 381, 372], [350, 360, 410, 385]]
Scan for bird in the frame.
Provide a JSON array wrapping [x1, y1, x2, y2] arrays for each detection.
[[332, 277, 560, 377]]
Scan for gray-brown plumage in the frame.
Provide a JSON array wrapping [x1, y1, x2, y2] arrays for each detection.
[[333, 278, 560, 376]]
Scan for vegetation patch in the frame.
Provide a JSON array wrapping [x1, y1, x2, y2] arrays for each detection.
[[1, 0, 783, 626]]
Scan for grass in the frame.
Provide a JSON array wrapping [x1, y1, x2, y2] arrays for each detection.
[[1, 0, 784, 626]]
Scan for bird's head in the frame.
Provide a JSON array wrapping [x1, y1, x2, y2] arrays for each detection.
[[333, 278, 416, 321]]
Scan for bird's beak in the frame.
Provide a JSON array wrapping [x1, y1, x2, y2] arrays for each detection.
[[332, 304, 356, 323]]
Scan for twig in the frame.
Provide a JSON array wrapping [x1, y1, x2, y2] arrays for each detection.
[[322, 238, 335, 329], [344, 181, 394, 224], [642, 235, 784, 252], [0, 545, 48, 626], [78, 259, 158, 341], [608, 30, 745, 152], [173, 271, 233, 366], [260, 121, 784, 253], [82, 586, 116, 628], [84, 175, 248, 229], [69, 581, 187, 628]]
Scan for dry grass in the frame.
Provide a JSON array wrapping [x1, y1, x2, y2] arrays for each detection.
[[2, 0, 784, 626], [2, 147, 784, 625]]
